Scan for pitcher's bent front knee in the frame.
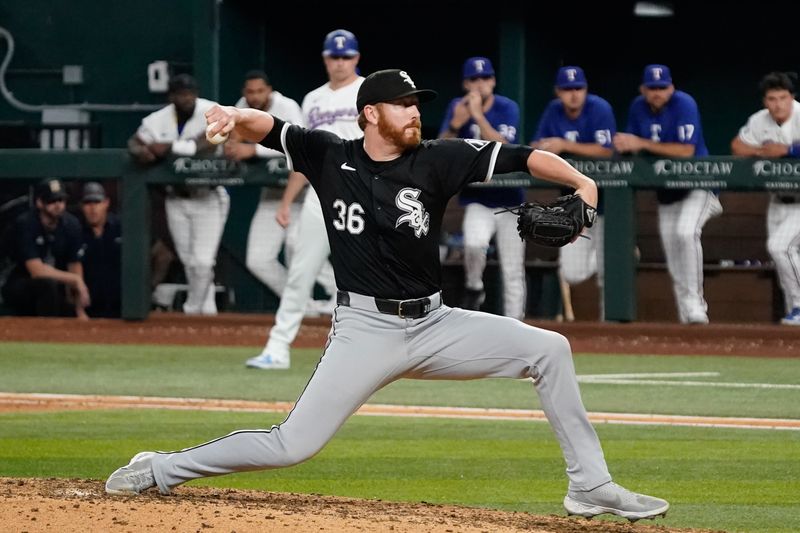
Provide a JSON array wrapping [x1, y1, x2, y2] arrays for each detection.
[[527, 330, 573, 376]]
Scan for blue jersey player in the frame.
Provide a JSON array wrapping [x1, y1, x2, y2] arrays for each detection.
[[531, 66, 615, 158], [438, 57, 526, 319], [531, 66, 615, 319], [613, 64, 722, 324]]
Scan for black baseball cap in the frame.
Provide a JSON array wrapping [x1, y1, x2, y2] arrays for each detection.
[[81, 181, 107, 203], [356, 69, 437, 113], [35, 178, 68, 203]]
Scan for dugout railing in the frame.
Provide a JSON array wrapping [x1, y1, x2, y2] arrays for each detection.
[[1, 150, 799, 321]]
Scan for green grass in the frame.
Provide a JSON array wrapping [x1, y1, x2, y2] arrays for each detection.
[[1, 342, 798, 418], [0, 409, 797, 532], [1, 341, 799, 532]]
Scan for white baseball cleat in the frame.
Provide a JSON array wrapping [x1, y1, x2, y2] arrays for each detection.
[[245, 352, 290, 370], [564, 481, 669, 522], [105, 452, 160, 495]]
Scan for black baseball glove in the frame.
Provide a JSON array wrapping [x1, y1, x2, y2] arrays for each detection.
[[499, 194, 597, 248]]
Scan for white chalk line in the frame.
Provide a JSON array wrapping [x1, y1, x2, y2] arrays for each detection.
[[576, 371, 800, 390], [579, 372, 720, 379], [0, 392, 798, 431]]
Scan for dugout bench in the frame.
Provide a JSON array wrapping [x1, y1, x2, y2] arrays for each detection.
[[1, 150, 798, 321]]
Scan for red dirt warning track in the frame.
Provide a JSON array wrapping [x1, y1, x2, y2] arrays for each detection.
[[2, 312, 800, 357]]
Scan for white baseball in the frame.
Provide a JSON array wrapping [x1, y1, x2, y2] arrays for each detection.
[[206, 121, 230, 144]]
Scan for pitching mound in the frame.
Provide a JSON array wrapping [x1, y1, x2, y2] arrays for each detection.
[[1, 477, 715, 533]]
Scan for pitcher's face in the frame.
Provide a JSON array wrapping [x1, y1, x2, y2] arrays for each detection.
[[376, 98, 422, 149]]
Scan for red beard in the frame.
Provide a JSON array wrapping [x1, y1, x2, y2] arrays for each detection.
[[377, 113, 421, 149]]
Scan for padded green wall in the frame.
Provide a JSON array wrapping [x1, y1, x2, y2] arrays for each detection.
[[1, 1, 794, 152], [0, 0, 194, 146]]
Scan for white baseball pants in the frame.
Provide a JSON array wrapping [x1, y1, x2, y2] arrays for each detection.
[[560, 217, 604, 286], [657, 189, 722, 323], [262, 188, 334, 360], [165, 187, 229, 315], [766, 199, 800, 313], [462, 203, 526, 319], [245, 195, 335, 298]]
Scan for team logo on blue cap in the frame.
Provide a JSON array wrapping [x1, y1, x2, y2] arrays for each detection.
[[643, 64, 672, 88], [556, 66, 587, 89], [463, 57, 495, 79], [323, 29, 359, 58]]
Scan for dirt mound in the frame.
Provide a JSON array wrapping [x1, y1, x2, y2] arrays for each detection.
[[0, 477, 714, 533]]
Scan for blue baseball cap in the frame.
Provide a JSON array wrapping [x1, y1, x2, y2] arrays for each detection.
[[322, 29, 359, 58], [556, 66, 587, 89], [463, 57, 495, 79], [643, 64, 672, 88]]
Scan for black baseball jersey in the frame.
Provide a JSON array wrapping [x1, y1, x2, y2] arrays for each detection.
[[81, 213, 122, 318], [262, 117, 532, 299], [2, 209, 84, 285]]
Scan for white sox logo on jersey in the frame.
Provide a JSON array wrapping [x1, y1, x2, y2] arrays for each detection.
[[395, 188, 430, 238]]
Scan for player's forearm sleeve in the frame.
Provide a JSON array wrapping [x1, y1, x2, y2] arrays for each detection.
[[494, 144, 535, 174]]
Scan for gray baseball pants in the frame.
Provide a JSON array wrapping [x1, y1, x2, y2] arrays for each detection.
[[151, 291, 612, 493]]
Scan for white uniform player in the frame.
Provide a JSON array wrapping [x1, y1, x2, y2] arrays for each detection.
[[731, 72, 800, 325], [227, 71, 336, 304], [131, 74, 229, 315], [245, 29, 365, 369]]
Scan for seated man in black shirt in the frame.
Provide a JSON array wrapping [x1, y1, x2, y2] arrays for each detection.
[[80, 182, 122, 318], [1, 178, 89, 318]]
